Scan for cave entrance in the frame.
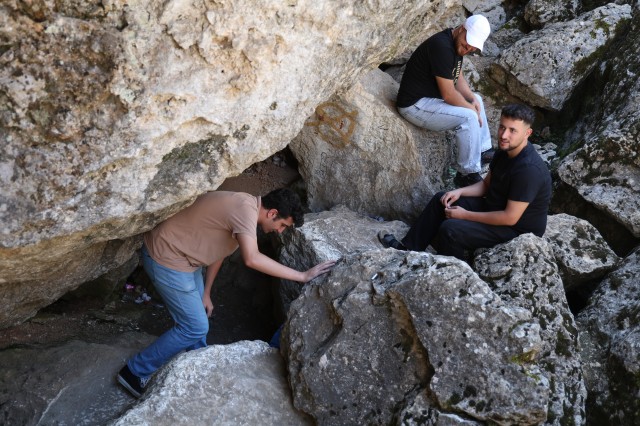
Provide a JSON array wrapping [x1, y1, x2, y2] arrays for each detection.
[[33, 147, 304, 348], [210, 146, 302, 344]]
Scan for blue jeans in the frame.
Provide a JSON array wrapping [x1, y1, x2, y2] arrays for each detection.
[[398, 94, 492, 174], [269, 324, 283, 349], [127, 245, 209, 378]]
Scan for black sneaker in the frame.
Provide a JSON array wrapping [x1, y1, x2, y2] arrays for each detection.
[[117, 365, 149, 398], [481, 148, 496, 164], [453, 172, 482, 188], [378, 231, 407, 250]]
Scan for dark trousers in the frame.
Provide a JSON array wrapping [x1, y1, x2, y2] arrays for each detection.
[[401, 191, 519, 260]]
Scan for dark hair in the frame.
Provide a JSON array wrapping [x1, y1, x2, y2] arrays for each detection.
[[262, 188, 304, 227], [501, 104, 535, 126]]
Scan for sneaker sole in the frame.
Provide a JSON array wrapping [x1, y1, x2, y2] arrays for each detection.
[[117, 374, 142, 398]]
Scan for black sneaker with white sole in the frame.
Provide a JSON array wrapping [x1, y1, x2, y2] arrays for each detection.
[[117, 364, 149, 398], [378, 231, 407, 251]]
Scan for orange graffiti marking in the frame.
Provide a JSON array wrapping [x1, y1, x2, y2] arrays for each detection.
[[306, 102, 358, 148]]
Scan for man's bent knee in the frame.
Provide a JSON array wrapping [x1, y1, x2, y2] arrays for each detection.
[[177, 317, 209, 342]]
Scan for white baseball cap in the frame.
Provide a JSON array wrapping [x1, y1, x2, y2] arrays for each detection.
[[464, 15, 491, 51]]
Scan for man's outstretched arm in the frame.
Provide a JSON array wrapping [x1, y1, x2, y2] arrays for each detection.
[[236, 234, 335, 283]]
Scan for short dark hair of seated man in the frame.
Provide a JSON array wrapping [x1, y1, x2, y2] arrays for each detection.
[[379, 103, 552, 260]]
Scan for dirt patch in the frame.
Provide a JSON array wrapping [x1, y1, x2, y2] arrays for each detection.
[[218, 149, 301, 195], [0, 291, 173, 351]]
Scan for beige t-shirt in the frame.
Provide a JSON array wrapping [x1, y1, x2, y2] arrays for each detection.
[[144, 191, 260, 272]]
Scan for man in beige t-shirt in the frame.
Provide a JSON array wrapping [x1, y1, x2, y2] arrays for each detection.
[[117, 188, 335, 398]]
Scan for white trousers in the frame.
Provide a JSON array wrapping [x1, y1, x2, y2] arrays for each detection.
[[398, 94, 492, 174]]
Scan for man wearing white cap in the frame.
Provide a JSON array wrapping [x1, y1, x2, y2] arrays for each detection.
[[396, 15, 493, 188]]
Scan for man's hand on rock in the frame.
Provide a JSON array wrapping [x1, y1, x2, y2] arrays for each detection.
[[302, 260, 336, 283]]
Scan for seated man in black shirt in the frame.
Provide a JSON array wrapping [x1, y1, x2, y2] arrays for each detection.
[[379, 104, 552, 260]]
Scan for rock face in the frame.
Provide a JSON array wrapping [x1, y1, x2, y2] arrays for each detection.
[[554, 8, 640, 247], [557, 130, 640, 239], [490, 4, 632, 111], [0, 236, 141, 329], [576, 249, 640, 425], [280, 209, 585, 425], [544, 214, 619, 291], [524, 0, 579, 29], [474, 234, 586, 425], [290, 69, 450, 222], [0, 0, 464, 328], [278, 205, 408, 314], [0, 332, 156, 426], [398, 393, 483, 425], [114, 341, 311, 425]]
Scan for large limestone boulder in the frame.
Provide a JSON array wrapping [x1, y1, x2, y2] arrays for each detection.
[[544, 214, 619, 290], [557, 130, 640, 238], [290, 68, 450, 222], [474, 234, 586, 425], [283, 250, 550, 425], [524, 0, 579, 29], [576, 249, 640, 425], [555, 12, 640, 245], [278, 205, 408, 314], [114, 341, 311, 425], [280, 209, 585, 425], [490, 3, 632, 111], [0, 0, 465, 328]]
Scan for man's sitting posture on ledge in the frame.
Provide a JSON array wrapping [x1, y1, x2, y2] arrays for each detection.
[[379, 104, 551, 259]]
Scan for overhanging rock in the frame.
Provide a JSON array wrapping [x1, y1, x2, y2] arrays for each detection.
[[0, 0, 464, 327]]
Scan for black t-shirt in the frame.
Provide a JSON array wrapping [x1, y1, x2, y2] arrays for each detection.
[[485, 143, 552, 236], [396, 29, 463, 108]]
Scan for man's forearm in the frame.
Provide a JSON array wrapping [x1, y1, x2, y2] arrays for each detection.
[[436, 76, 475, 110], [455, 73, 476, 103], [204, 260, 223, 296], [244, 252, 307, 282], [456, 198, 530, 226], [456, 86, 475, 104], [443, 89, 475, 110], [458, 209, 517, 226]]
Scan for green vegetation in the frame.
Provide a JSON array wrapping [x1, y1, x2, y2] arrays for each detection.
[[590, 18, 612, 38], [510, 350, 538, 365], [571, 44, 606, 80], [448, 392, 462, 406]]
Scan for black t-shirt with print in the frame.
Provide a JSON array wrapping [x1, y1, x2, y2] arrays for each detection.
[[396, 28, 462, 108]]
